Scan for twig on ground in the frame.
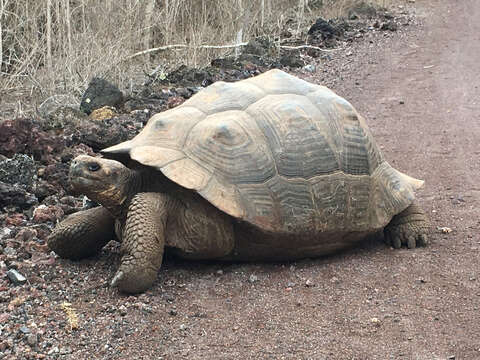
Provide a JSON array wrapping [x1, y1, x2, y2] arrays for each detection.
[[126, 43, 249, 61], [125, 42, 336, 63], [279, 44, 339, 52]]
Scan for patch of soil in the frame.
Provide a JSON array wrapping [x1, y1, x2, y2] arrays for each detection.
[[1, 0, 479, 359]]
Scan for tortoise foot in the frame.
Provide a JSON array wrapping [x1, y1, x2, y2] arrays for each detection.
[[384, 202, 429, 249], [47, 206, 115, 260], [110, 258, 158, 294]]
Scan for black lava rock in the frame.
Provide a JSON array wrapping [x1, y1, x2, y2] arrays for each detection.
[[308, 17, 338, 39], [0, 181, 38, 211], [0, 154, 37, 191], [80, 77, 124, 115]]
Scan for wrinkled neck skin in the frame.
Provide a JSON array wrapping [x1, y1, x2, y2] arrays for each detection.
[[88, 169, 144, 220]]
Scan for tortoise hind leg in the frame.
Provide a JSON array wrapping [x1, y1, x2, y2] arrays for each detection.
[[384, 201, 429, 249], [47, 206, 115, 260]]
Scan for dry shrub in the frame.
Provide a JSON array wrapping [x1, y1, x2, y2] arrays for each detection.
[[0, 0, 393, 97]]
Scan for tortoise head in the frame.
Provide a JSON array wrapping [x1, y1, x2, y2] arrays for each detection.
[[70, 155, 133, 213]]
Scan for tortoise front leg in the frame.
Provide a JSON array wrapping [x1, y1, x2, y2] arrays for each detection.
[[47, 206, 115, 260], [384, 201, 429, 249], [110, 192, 171, 294]]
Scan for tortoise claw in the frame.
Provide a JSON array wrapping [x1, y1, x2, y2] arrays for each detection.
[[392, 236, 402, 249], [110, 271, 124, 287]]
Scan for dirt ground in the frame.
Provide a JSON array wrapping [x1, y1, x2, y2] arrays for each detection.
[[1, 0, 479, 359]]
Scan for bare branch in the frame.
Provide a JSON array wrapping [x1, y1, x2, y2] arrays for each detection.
[[125, 42, 249, 61], [124, 42, 336, 63], [280, 44, 339, 52]]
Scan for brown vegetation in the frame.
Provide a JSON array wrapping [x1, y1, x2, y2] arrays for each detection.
[[0, 0, 391, 96]]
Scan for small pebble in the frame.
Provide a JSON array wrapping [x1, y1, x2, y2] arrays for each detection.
[[7, 269, 27, 285], [165, 294, 175, 302], [3, 247, 17, 256], [248, 274, 258, 283], [27, 333, 37, 347], [118, 305, 127, 316], [303, 64, 316, 73], [438, 226, 452, 233], [0, 228, 12, 239], [48, 346, 59, 355], [305, 279, 315, 287], [19, 326, 31, 334]]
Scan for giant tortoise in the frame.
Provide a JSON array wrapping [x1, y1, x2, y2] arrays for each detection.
[[48, 69, 428, 293]]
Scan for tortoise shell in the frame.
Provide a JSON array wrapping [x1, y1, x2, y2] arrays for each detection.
[[103, 69, 423, 234]]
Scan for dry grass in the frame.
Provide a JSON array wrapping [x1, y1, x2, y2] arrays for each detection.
[[0, 0, 394, 97]]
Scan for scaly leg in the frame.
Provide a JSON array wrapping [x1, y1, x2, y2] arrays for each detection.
[[384, 201, 429, 249], [47, 206, 115, 259], [110, 192, 170, 294]]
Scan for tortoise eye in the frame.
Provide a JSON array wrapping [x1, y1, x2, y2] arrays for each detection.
[[88, 163, 100, 172]]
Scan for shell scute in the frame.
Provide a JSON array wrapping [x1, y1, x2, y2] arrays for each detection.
[[184, 110, 276, 184]]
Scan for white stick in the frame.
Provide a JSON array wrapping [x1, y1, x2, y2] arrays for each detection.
[[126, 42, 250, 60], [280, 44, 339, 52], [125, 42, 336, 62]]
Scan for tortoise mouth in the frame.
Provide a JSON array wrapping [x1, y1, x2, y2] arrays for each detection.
[[69, 173, 100, 196]]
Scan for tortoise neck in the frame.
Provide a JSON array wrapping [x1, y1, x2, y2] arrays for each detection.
[[98, 169, 144, 220], [103, 167, 176, 219]]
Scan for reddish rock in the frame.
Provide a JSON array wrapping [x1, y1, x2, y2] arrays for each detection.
[[59, 144, 95, 163], [25, 240, 49, 255], [39, 163, 70, 194], [63, 116, 133, 151], [32, 205, 64, 223], [167, 96, 185, 109], [33, 179, 60, 200], [0, 341, 9, 352], [0, 118, 33, 157], [35, 226, 52, 241], [5, 213, 26, 226], [15, 228, 37, 242], [0, 118, 64, 161], [0, 312, 10, 323]]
